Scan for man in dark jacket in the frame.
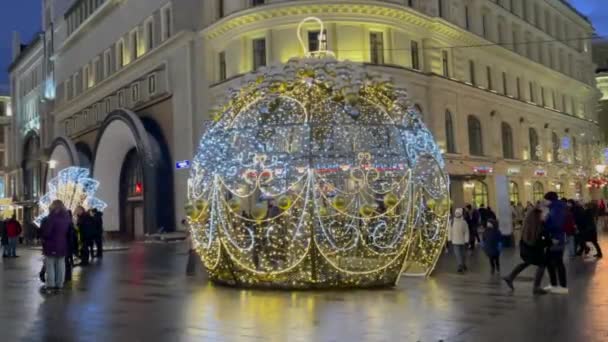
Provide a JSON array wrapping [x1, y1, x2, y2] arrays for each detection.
[[91, 209, 104, 258], [0, 219, 7, 257], [543, 192, 568, 294], [76, 207, 95, 265]]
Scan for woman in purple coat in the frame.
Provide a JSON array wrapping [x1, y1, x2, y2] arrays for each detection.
[[40, 200, 72, 292]]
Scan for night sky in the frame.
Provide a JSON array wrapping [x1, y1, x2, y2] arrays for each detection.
[[0, 0, 606, 87]]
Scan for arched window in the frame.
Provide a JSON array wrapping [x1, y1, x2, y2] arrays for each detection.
[[552, 132, 559, 163], [556, 182, 564, 199], [572, 136, 578, 162], [445, 110, 456, 153], [473, 181, 489, 207], [509, 181, 519, 204], [529, 128, 539, 161], [501, 122, 514, 159], [533, 182, 544, 202], [468, 115, 483, 156], [575, 182, 582, 199]]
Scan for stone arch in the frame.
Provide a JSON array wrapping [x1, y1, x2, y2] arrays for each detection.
[[92, 109, 170, 238], [46, 136, 80, 186]]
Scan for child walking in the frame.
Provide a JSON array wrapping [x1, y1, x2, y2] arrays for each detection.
[[483, 218, 502, 275]]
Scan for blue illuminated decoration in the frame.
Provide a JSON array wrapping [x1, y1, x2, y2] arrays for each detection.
[[34, 167, 107, 226]]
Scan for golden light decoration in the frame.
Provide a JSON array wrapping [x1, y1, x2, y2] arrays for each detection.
[[187, 18, 449, 289]]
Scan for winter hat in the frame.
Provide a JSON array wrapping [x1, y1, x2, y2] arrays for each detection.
[[454, 208, 463, 217]]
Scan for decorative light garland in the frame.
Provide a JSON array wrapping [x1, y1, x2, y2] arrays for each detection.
[[186, 18, 449, 288], [34, 167, 107, 226]]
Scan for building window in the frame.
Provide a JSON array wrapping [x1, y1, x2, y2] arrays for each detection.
[[572, 136, 578, 162], [131, 83, 140, 103], [438, 0, 446, 18], [533, 182, 544, 202], [252, 0, 265, 6], [502, 72, 508, 95], [464, 6, 470, 30], [509, 181, 520, 204], [523, 0, 529, 22], [411, 41, 420, 70], [252, 38, 267, 70], [370, 32, 385, 65], [117, 40, 125, 68], [148, 74, 157, 95], [218, 0, 224, 18], [441, 50, 449, 77], [219, 51, 227, 81], [308, 30, 327, 53], [516, 77, 521, 99], [501, 122, 514, 159], [445, 110, 456, 153], [529, 128, 539, 161], [486, 66, 493, 90], [469, 60, 476, 85], [468, 115, 483, 156], [482, 13, 488, 38], [122, 149, 143, 199], [83, 65, 90, 90], [552, 132, 559, 163], [130, 29, 139, 61], [161, 4, 173, 41], [104, 49, 113, 78], [552, 90, 556, 108], [498, 21, 504, 44], [541, 87, 546, 107], [472, 181, 489, 208], [529, 82, 535, 102], [145, 18, 155, 52]]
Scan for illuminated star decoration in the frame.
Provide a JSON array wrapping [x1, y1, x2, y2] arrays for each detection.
[[186, 17, 449, 289], [34, 167, 107, 226]]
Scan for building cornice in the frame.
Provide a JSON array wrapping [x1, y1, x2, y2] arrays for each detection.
[[202, 1, 593, 91]]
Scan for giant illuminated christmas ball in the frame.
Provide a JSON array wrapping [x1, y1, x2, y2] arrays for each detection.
[[187, 20, 449, 289]]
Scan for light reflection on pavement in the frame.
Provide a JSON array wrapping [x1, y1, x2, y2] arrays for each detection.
[[1, 238, 606, 342]]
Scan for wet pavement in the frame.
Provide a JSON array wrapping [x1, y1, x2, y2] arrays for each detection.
[[1, 238, 607, 342]]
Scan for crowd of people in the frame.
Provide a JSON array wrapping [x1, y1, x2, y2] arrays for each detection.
[[37, 200, 104, 294], [449, 192, 604, 296]]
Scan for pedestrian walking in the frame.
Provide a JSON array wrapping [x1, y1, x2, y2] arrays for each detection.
[[0, 219, 8, 257], [76, 206, 95, 266], [564, 200, 577, 257], [582, 202, 603, 259], [448, 208, 469, 273], [503, 208, 549, 295], [482, 218, 502, 275], [465, 204, 480, 250], [91, 209, 104, 258], [5, 215, 22, 257], [40, 200, 71, 293], [543, 192, 568, 294]]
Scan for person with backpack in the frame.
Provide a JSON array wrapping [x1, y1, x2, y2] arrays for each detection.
[[5, 215, 22, 257]]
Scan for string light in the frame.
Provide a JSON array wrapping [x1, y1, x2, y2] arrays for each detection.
[[186, 18, 449, 289], [34, 167, 107, 226]]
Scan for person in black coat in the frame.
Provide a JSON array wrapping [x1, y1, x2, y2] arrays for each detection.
[[91, 209, 104, 258], [582, 202, 603, 258], [76, 207, 96, 266], [0, 219, 7, 257]]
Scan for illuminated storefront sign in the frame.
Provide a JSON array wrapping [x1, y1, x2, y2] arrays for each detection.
[[473, 166, 493, 174]]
